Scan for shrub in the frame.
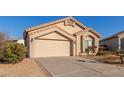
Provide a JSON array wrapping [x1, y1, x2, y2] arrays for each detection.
[[85, 45, 97, 55], [0, 45, 4, 62], [0, 43, 26, 64]]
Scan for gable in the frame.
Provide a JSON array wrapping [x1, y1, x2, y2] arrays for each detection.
[[36, 31, 69, 40], [24, 17, 101, 39], [74, 27, 101, 38], [55, 21, 83, 35], [27, 19, 84, 38], [24, 17, 87, 38], [29, 18, 84, 35], [29, 26, 75, 41], [25, 17, 86, 32]]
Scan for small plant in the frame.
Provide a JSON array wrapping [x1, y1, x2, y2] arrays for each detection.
[[86, 45, 97, 55], [0, 43, 26, 64]]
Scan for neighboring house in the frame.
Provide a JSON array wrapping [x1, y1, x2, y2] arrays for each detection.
[[16, 39, 24, 44], [24, 17, 101, 58], [7, 39, 24, 44], [100, 31, 124, 51]]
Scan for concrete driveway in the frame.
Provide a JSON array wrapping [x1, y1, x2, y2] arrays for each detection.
[[35, 57, 124, 77]]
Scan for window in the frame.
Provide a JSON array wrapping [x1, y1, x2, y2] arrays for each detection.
[[85, 40, 93, 49]]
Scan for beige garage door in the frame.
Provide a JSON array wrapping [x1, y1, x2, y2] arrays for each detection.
[[34, 40, 70, 57]]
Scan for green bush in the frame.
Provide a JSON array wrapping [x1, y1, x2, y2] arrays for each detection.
[[0, 43, 26, 64], [0, 45, 4, 62]]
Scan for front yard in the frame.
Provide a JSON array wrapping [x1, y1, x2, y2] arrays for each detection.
[[0, 58, 49, 77], [0, 55, 124, 77]]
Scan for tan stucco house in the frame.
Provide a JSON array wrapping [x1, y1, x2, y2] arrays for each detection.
[[24, 17, 101, 58], [100, 31, 124, 51]]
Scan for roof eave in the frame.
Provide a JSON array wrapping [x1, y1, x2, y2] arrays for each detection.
[[89, 28, 101, 38], [100, 35, 117, 42]]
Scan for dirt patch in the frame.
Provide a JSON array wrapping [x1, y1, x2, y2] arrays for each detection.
[[0, 58, 49, 77], [82, 55, 124, 67]]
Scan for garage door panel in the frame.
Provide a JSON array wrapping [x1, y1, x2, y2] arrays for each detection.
[[34, 40, 70, 57]]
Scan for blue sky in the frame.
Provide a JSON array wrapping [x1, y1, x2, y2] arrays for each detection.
[[0, 16, 124, 39]]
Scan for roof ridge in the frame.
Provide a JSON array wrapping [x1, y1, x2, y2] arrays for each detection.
[[25, 16, 88, 32], [25, 16, 70, 31], [24, 16, 101, 38]]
